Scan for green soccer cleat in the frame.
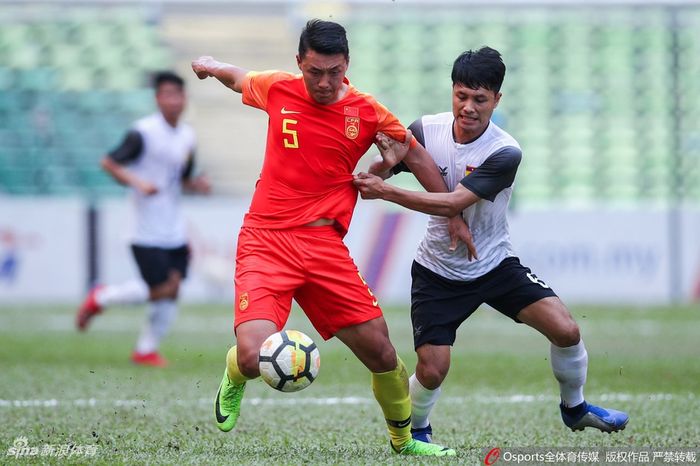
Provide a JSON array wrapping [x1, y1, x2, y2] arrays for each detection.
[[391, 438, 456, 456], [215, 369, 246, 432]]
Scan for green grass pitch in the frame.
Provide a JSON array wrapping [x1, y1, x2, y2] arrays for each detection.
[[1, 303, 698, 465]]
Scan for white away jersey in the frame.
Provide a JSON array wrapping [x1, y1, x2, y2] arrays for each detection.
[[408, 112, 522, 281], [108, 113, 196, 247]]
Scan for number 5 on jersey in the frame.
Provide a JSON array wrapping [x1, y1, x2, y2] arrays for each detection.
[[282, 118, 299, 149]]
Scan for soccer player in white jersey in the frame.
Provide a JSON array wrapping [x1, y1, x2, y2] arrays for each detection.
[[355, 47, 629, 439], [76, 71, 210, 367]]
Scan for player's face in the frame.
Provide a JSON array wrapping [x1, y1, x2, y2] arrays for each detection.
[[156, 82, 186, 125], [452, 83, 501, 142], [297, 50, 348, 105]]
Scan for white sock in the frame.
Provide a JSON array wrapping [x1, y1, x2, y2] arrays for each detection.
[[135, 299, 178, 354], [409, 373, 442, 429], [95, 280, 149, 307], [550, 340, 588, 407]]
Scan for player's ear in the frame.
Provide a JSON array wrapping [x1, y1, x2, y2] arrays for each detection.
[[494, 92, 502, 108], [296, 54, 302, 69]]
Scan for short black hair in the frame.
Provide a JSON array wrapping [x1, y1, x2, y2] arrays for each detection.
[[153, 71, 184, 90], [451, 47, 505, 93], [298, 19, 349, 61]]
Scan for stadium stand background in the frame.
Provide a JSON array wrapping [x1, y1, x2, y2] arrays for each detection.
[[0, 5, 168, 195], [344, 5, 700, 209], [1, 1, 699, 207]]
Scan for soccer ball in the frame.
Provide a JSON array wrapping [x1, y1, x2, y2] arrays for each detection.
[[258, 330, 320, 392]]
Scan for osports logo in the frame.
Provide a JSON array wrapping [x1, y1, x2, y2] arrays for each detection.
[[484, 447, 501, 465]]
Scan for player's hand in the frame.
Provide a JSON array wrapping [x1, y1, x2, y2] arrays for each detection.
[[192, 56, 216, 80], [135, 179, 158, 196], [189, 174, 212, 194], [374, 129, 412, 168], [448, 215, 478, 261], [353, 172, 385, 199]]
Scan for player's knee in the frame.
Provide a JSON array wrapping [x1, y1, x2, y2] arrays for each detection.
[[371, 343, 398, 373], [165, 273, 182, 298], [552, 321, 580, 347], [149, 277, 180, 300], [166, 282, 180, 299], [236, 346, 261, 378], [416, 363, 446, 390], [149, 286, 175, 300]]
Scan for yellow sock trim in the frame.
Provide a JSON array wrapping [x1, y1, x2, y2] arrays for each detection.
[[371, 356, 412, 448], [226, 346, 251, 385]]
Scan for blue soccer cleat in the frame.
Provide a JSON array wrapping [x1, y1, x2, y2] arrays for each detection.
[[560, 401, 629, 433], [411, 424, 433, 443]]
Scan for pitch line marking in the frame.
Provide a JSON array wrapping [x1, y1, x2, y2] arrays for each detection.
[[0, 393, 690, 409]]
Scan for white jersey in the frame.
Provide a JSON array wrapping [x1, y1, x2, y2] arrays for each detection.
[[109, 113, 196, 248], [408, 112, 522, 281]]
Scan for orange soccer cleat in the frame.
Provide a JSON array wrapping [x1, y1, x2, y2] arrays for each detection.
[[76, 285, 104, 331], [130, 351, 168, 368]]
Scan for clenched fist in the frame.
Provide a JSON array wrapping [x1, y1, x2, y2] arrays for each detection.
[[191, 56, 216, 80]]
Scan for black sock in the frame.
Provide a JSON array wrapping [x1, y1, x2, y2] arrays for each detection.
[[561, 401, 587, 417]]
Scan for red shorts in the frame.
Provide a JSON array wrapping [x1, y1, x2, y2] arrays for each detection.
[[233, 226, 383, 339]]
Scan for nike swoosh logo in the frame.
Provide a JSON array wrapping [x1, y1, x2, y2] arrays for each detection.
[[372, 299, 378, 307], [281, 107, 301, 114], [387, 416, 412, 428], [215, 385, 228, 423]]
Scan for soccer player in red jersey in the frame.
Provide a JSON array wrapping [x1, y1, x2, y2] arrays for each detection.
[[191, 19, 457, 456]]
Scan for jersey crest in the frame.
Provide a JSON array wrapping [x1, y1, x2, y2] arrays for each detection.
[[344, 106, 360, 140], [345, 117, 360, 139], [239, 292, 249, 311]]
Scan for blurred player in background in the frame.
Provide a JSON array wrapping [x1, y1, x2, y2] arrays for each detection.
[[191, 19, 458, 457], [76, 71, 211, 367], [354, 47, 629, 441]]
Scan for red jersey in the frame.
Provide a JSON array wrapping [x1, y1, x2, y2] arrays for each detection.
[[241, 70, 412, 237]]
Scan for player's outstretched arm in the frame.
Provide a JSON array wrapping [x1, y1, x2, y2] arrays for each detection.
[[354, 172, 479, 218], [191, 56, 249, 93], [401, 142, 448, 192], [395, 141, 478, 259], [363, 136, 479, 259], [101, 156, 157, 195]]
